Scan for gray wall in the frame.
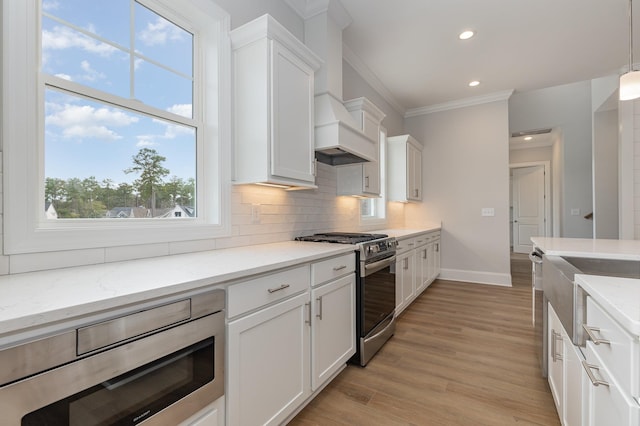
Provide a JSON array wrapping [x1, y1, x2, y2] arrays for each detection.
[[509, 81, 593, 238], [404, 100, 512, 286], [593, 108, 619, 238]]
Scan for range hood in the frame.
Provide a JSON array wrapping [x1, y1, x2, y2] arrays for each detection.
[[301, 1, 377, 165]]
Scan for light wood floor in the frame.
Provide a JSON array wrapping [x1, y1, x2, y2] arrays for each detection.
[[289, 254, 560, 426]]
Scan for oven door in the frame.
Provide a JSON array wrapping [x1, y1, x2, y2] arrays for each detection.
[[362, 255, 397, 334], [358, 254, 396, 366], [0, 311, 224, 426]]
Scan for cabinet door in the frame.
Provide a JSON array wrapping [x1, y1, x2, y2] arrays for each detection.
[[362, 161, 380, 195], [416, 244, 429, 294], [563, 336, 585, 426], [395, 252, 415, 315], [311, 274, 356, 391], [548, 303, 564, 416], [407, 142, 422, 201], [227, 292, 311, 426], [271, 41, 315, 183]]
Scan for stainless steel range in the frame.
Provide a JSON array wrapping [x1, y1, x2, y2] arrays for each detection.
[[296, 232, 397, 366]]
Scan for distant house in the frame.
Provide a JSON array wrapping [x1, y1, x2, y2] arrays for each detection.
[[154, 205, 195, 218], [105, 207, 150, 218], [45, 202, 58, 219]]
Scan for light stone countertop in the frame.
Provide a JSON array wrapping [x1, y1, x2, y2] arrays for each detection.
[[374, 224, 441, 239], [0, 241, 355, 340], [575, 274, 640, 336], [531, 237, 640, 261]]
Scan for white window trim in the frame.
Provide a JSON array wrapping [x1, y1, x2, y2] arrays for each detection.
[[360, 126, 387, 226], [2, 0, 232, 254]]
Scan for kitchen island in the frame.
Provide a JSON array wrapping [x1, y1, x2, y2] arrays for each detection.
[[532, 236, 640, 260]]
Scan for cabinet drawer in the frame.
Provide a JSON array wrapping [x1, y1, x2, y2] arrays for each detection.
[[396, 237, 416, 254], [227, 265, 310, 318], [586, 296, 639, 398], [413, 234, 429, 248], [584, 343, 640, 425], [311, 252, 355, 287]]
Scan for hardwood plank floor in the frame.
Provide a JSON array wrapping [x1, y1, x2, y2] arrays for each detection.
[[289, 254, 560, 426]]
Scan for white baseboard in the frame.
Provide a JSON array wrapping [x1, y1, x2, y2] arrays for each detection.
[[439, 268, 512, 287]]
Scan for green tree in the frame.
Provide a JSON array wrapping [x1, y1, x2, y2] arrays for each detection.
[[125, 148, 170, 216]]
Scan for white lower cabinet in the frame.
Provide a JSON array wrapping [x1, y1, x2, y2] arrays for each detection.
[[547, 303, 565, 414], [581, 296, 640, 426], [395, 248, 415, 316], [227, 292, 311, 426], [547, 302, 584, 426], [310, 274, 356, 390], [227, 253, 356, 426], [180, 397, 225, 426], [395, 232, 441, 316]]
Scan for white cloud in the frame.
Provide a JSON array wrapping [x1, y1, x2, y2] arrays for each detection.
[[136, 136, 157, 147], [63, 125, 122, 141], [55, 73, 73, 81], [42, 1, 60, 11], [42, 25, 117, 57], [79, 60, 106, 82], [137, 17, 185, 46], [167, 103, 192, 118], [46, 103, 139, 141]]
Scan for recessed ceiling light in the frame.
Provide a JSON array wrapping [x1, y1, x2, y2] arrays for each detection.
[[459, 30, 475, 40], [524, 136, 533, 141], [468, 80, 480, 87]]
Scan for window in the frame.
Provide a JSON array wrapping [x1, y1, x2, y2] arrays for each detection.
[[361, 128, 387, 224], [3, 0, 231, 253]]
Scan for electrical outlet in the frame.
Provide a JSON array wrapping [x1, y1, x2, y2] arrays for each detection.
[[571, 208, 580, 216], [481, 207, 495, 217], [251, 204, 260, 223]]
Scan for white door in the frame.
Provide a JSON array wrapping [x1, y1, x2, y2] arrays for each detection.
[[512, 166, 545, 253]]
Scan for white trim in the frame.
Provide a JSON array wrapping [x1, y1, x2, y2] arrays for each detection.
[[405, 90, 514, 117], [438, 269, 512, 287], [342, 44, 406, 116], [509, 161, 552, 239], [3, 0, 232, 254]]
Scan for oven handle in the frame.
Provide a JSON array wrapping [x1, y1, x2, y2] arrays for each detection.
[[363, 255, 396, 276]]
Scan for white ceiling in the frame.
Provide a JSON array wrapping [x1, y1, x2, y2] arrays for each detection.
[[338, 0, 632, 112]]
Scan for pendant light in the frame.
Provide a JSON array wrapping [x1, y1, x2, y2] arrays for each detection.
[[620, 0, 640, 100]]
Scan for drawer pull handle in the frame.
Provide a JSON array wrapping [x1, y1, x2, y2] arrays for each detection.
[[333, 265, 347, 271], [422, 249, 427, 259], [267, 284, 290, 294], [582, 325, 611, 345], [582, 361, 610, 387], [408, 243, 415, 247], [316, 296, 323, 320], [551, 330, 563, 362]]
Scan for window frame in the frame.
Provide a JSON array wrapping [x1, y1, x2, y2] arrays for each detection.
[[2, 0, 231, 254], [360, 126, 387, 226]]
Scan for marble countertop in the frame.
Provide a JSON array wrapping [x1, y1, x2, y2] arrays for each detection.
[[0, 241, 355, 340], [531, 237, 640, 260], [576, 274, 640, 336], [374, 224, 441, 239]]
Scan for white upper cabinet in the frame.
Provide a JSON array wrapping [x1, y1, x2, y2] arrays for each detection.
[[336, 98, 386, 197], [387, 134, 423, 202], [231, 15, 322, 189]]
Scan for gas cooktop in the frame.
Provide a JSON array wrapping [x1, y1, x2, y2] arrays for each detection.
[[295, 232, 388, 244]]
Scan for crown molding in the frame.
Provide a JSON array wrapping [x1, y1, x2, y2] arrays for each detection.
[[342, 43, 406, 116], [405, 90, 515, 118], [284, 0, 351, 29]]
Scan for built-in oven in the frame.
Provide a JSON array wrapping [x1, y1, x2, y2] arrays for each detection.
[[0, 289, 225, 425]]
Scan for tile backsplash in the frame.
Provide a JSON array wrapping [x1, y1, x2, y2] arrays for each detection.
[[1, 162, 404, 275]]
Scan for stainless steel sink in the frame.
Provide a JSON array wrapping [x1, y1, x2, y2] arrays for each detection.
[[560, 256, 640, 279]]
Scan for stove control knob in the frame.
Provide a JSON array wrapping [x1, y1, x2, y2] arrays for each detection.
[[368, 245, 379, 255]]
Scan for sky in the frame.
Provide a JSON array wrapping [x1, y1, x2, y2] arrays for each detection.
[[41, 0, 196, 186]]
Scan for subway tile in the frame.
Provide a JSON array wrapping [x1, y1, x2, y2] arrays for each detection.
[[10, 248, 106, 274]]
